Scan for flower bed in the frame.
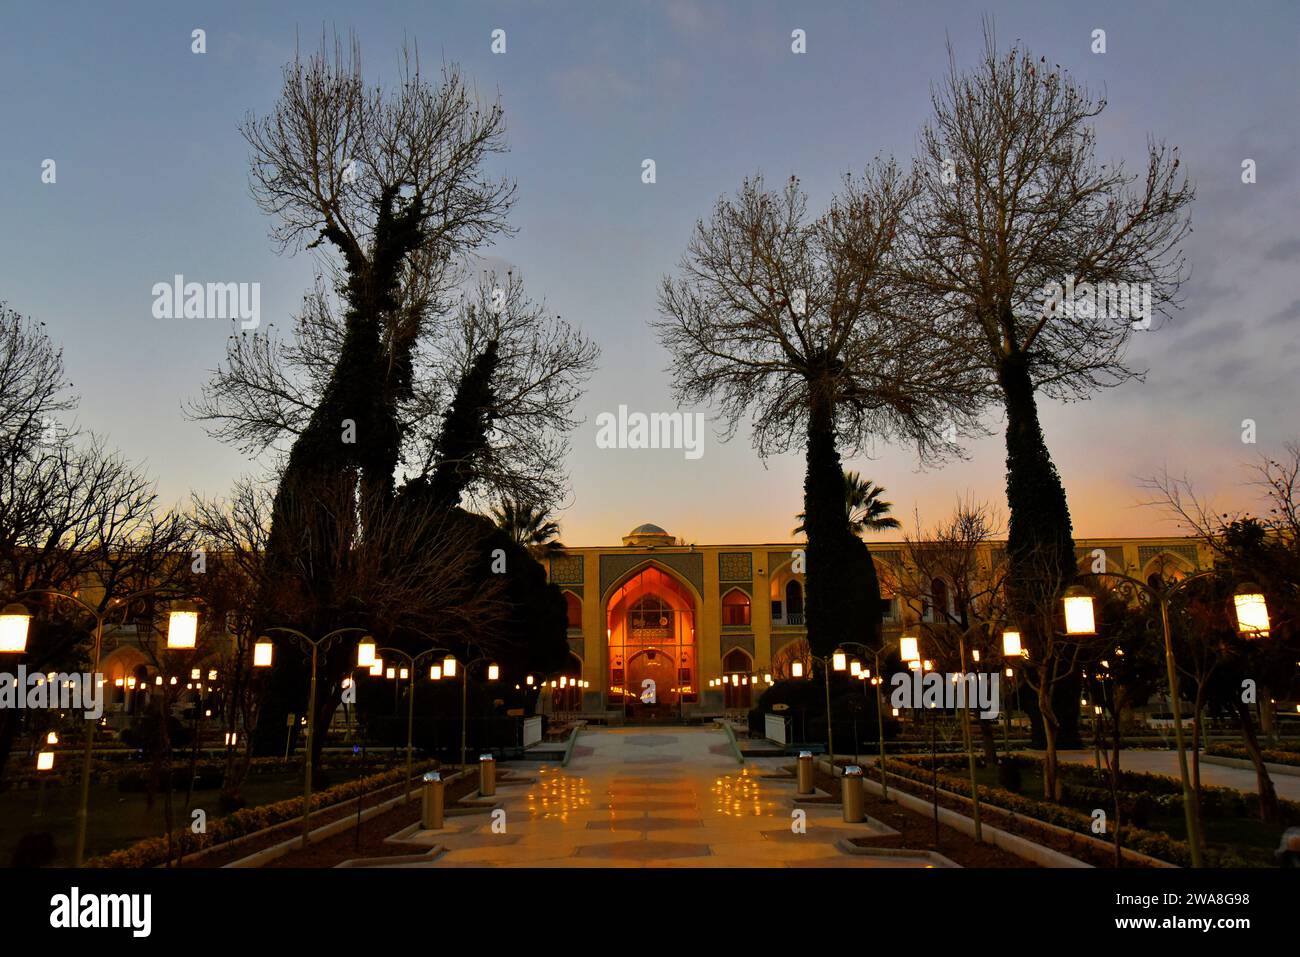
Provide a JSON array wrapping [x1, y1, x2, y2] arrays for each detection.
[[85, 760, 438, 868]]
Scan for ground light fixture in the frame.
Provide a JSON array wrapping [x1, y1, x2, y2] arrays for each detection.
[[166, 601, 200, 649], [0, 602, 32, 653]]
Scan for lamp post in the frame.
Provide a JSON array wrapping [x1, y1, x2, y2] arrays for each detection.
[[423, 648, 500, 767], [1064, 572, 1271, 869], [1, 589, 199, 865], [796, 652, 836, 766], [264, 625, 371, 848], [370, 644, 446, 802], [833, 639, 899, 798]]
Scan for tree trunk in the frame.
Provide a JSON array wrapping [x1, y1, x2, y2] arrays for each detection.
[[1038, 679, 1061, 801], [802, 381, 880, 658], [1234, 698, 1280, 824], [979, 718, 998, 764]]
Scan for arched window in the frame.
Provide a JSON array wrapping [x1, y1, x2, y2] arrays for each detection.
[[564, 592, 582, 629], [629, 594, 673, 633], [785, 581, 803, 615], [722, 589, 752, 626]]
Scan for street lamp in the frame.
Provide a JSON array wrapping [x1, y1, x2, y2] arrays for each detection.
[[1064, 571, 1272, 868], [263, 625, 370, 848], [377, 645, 449, 802]]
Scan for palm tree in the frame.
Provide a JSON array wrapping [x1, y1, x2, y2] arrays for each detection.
[[793, 471, 900, 537], [491, 498, 564, 554]]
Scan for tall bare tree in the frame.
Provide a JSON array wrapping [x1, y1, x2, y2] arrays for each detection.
[[657, 164, 986, 655], [901, 26, 1194, 744]]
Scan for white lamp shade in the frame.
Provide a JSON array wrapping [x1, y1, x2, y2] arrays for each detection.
[[832, 650, 847, 672], [1233, 589, 1270, 637], [166, 604, 199, 649], [791, 661, 804, 678], [253, 641, 274, 668], [442, 656, 457, 678], [429, 664, 442, 680], [356, 641, 376, 668], [0, 603, 31, 653], [37, 751, 54, 771], [1002, 631, 1022, 657], [1063, 590, 1096, 635], [369, 658, 383, 677], [899, 636, 919, 662], [487, 663, 500, 681]]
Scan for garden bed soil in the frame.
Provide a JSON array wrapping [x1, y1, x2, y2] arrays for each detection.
[[175, 770, 451, 868], [811, 768, 1034, 868], [263, 771, 481, 867]]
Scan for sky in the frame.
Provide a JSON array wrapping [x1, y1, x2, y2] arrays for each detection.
[[1, 1, 1297, 546]]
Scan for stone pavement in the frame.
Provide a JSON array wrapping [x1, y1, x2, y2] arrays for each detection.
[[384, 727, 943, 867]]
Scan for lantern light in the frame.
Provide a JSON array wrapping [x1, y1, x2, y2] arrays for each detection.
[[369, 658, 383, 677], [166, 601, 199, 649], [487, 663, 500, 681], [1001, 631, 1022, 657], [254, 639, 274, 668], [46, 731, 58, 745], [443, 655, 457, 678], [1063, 586, 1096, 636], [791, 661, 804, 678], [190, 668, 201, 680], [399, 667, 409, 681], [1233, 584, 1270, 638], [429, 664, 442, 680], [357, 641, 376, 668], [832, 649, 847, 672], [899, 635, 919, 663], [0, 603, 32, 653], [37, 751, 54, 772]]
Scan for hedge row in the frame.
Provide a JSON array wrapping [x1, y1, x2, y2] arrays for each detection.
[[1206, 744, 1300, 768], [84, 760, 438, 868], [888, 756, 1255, 868]]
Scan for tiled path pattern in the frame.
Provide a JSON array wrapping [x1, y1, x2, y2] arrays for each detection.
[[391, 727, 937, 867]]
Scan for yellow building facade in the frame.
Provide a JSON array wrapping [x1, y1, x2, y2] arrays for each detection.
[[545, 522, 1214, 721]]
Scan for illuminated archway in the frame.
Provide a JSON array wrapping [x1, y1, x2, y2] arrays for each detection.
[[605, 565, 697, 716]]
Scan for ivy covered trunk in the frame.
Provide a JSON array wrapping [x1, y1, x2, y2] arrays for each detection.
[[802, 379, 880, 659], [998, 347, 1081, 752]]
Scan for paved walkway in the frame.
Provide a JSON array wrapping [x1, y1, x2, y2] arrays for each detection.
[[388, 728, 938, 867], [1055, 749, 1300, 801]]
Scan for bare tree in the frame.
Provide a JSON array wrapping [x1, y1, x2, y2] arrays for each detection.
[[656, 164, 986, 654], [900, 26, 1194, 736]]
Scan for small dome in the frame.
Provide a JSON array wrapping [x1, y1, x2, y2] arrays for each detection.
[[623, 523, 675, 547]]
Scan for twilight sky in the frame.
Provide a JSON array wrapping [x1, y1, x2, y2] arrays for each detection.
[[1, 1, 1297, 546]]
